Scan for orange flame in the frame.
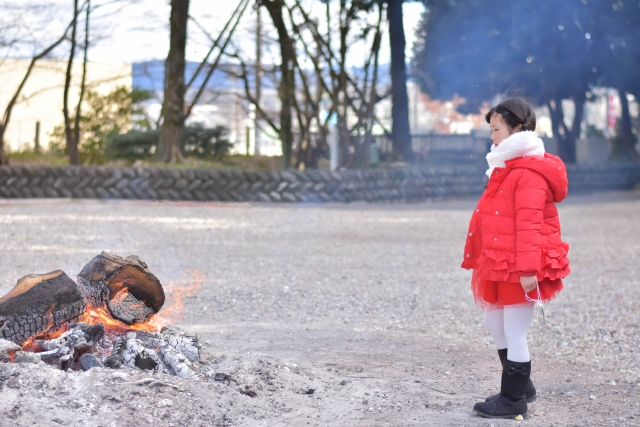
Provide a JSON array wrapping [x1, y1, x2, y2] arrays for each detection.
[[19, 269, 205, 351], [145, 269, 205, 329], [79, 305, 158, 332]]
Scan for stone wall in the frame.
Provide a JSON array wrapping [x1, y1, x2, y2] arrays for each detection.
[[567, 163, 640, 194], [0, 164, 638, 203]]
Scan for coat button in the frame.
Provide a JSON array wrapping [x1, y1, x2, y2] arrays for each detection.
[[495, 171, 499, 174], [500, 190, 503, 193], [476, 209, 479, 212], [494, 237, 498, 241], [466, 254, 470, 258], [495, 211, 499, 214], [469, 233, 473, 236]]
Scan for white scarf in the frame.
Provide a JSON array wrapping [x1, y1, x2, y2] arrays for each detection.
[[485, 131, 545, 177]]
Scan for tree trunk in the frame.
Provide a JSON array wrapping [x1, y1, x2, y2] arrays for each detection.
[[570, 91, 587, 144], [358, 9, 383, 168], [563, 93, 585, 164], [337, 3, 352, 168], [263, 0, 294, 169], [615, 88, 639, 162], [155, 0, 189, 163], [548, 97, 579, 164], [0, 124, 6, 165], [73, 0, 90, 155], [64, 0, 80, 165], [0, 270, 86, 345], [308, 49, 327, 170], [547, 99, 562, 142], [387, 0, 412, 162], [255, 4, 262, 157]]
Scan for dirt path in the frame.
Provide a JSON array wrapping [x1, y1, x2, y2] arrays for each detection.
[[0, 193, 639, 426]]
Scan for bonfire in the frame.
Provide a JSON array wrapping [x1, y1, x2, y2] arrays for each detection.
[[0, 252, 207, 379]]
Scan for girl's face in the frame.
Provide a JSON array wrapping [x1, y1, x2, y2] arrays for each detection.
[[489, 113, 519, 146]]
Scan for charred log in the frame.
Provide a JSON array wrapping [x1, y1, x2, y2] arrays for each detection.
[[78, 353, 103, 371], [103, 332, 163, 372], [33, 322, 104, 369], [103, 335, 126, 369], [77, 252, 165, 325], [101, 327, 201, 379], [137, 326, 199, 362], [32, 322, 104, 352], [0, 271, 86, 345], [122, 334, 163, 371]]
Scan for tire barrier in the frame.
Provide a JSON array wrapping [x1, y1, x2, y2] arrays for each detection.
[[0, 164, 638, 203]]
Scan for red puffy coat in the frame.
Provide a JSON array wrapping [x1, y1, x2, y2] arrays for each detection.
[[462, 153, 570, 305]]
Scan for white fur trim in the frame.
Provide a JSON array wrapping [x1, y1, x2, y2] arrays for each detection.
[[486, 131, 545, 177]]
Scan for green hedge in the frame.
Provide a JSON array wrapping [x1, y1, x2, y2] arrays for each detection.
[[107, 124, 232, 161]]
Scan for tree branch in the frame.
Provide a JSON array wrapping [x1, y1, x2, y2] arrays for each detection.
[[183, 0, 250, 121], [1, 11, 77, 164], [185, 0, 248, 93], [225, 51, 280, 135]]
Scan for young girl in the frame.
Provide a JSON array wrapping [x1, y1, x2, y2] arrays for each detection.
[[461, 97, 570, 419]]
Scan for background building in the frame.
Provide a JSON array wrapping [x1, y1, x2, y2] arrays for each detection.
[[0, 59, 131, 152]]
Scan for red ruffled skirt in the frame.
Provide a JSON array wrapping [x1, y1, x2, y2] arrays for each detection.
[[470, 244, 569, 309], [471, 271, 564, 309]]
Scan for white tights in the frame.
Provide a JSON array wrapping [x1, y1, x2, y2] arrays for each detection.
[[483, 303, 534, 363]]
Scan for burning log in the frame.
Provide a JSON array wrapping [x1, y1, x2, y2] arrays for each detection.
[[0, 271, 86, 345], [77, 252, 165, 325]]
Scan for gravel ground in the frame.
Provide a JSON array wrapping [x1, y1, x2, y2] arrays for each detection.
[[0, 191, 639, 427]]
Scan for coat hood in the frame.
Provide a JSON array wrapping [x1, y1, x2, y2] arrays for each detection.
[[507, 153, 569, 203]]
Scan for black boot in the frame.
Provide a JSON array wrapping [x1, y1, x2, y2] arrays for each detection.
[[474, 359, 530, 419], [485, 349, 537, 403]]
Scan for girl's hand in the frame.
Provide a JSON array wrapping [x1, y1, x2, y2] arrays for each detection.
[[520, 275, 538, 293]]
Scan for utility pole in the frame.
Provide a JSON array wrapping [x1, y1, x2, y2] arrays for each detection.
[[254, 6, 262, 156]]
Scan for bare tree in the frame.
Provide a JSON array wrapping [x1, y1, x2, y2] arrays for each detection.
[[355, 5, 383, 167], [0, 19, 75, 164], [616, 86, 640, 162], [155, 0, 189, 163], [547, 92, 584, 165], [149, 0, 249, 163], [261, 0, 296, 169], [63, 0, 86, 165], [386, 0, 412, 161], [74, 0, 91, 159], [289, 0, 385, 168], [218, 0, 387, 169]]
